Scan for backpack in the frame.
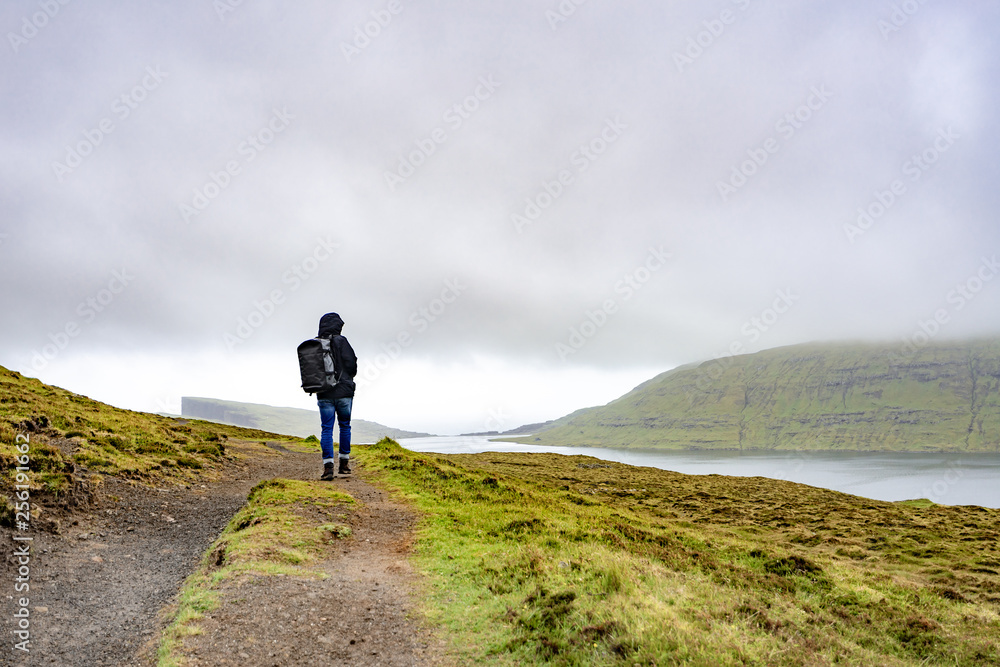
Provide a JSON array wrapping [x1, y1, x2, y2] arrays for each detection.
[[297, 337, 341, 395]]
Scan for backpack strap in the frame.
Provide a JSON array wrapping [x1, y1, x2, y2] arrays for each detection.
[[318, 336, 342, 387]]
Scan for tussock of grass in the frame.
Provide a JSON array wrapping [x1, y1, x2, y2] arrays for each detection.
[[276, 438, 323, 454], [356, 438, 1000, 666], [156, 478, 354, 666]]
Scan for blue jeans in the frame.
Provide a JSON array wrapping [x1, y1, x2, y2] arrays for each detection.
[[318, 397, 352, 462]]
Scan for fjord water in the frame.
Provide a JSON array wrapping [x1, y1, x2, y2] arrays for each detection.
[[398, 436, 1000, 509]]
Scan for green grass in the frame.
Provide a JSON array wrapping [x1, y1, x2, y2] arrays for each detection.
[[0, 366, 303, 501], [505, 338, 1000, 452], [155, 478, 354, 666], [355, 438, 1000, 665]]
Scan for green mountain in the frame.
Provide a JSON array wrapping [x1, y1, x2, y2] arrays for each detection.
[[504, 338, 1000, 452], [180, 397, 432, 442]]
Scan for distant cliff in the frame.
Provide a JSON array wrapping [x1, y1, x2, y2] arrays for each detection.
[[181, 397, 432, 442], [503, 338, 1000, 452]]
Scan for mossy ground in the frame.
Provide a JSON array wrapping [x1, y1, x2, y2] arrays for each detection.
[[6, 366, 998, 664], [0, 366, 303, 508], [155, 478, 354, 667], [356, 438, 1000, 666]]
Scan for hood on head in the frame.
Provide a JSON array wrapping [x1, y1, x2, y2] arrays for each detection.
[[318, 312, 344, 338]]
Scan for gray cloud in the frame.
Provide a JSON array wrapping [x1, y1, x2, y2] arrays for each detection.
[[2, 0, 998, 430]]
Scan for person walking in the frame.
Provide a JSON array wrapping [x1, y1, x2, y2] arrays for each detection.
[[315, 312, 357, 480]]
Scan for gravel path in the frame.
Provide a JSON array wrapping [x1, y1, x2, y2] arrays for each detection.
[[173, 474, 450, 666], [2, 441, 447, 666]]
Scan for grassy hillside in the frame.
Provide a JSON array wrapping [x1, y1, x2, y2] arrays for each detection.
[[6, 362, 999, 664], [505, 339, 1000, 452], [357, 439, 1000, 665], [0, 366, 299, 503], [180, 396, 432, 442]]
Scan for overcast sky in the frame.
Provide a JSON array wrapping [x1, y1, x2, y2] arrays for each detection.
[[2, 0, 998, 435]]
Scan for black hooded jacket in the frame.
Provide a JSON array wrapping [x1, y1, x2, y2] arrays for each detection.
[[316, 312, 357, 400]]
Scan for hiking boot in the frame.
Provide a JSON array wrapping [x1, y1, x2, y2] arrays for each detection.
[[338, 458, 351, 475], [320, 462, 335, 481]]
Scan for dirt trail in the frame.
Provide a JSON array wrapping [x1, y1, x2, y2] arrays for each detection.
[[2, 442, 448, 666]]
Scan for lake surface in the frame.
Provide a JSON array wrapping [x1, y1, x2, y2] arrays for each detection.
[[397, 436, 1000, 509]]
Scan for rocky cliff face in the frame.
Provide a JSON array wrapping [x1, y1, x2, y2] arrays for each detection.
[[181, 398, 257, 428], [180, 397, 432, 442]]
